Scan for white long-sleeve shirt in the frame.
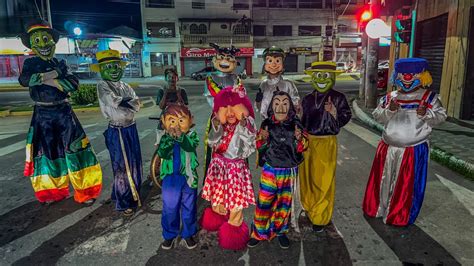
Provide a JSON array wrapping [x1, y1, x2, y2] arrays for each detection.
[[373, 88, 447, 147], [207, 117, 257, 160], [258, 76, 300, 119], [97, 80, 140, 127]]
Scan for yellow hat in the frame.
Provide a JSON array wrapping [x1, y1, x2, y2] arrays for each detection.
[[304, 61, 344, 76], [90, 49, 128, 72]]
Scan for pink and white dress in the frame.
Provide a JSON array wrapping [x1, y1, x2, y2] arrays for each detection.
[[202, 118, 257, 211]]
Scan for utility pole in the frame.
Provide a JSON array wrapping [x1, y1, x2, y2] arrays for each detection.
[[364, 0, 380, 108], [46, 0, 52, 27], [359, 31, 367, 100]]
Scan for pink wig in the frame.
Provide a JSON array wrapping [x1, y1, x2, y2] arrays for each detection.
[[212, 86, 255, 118]]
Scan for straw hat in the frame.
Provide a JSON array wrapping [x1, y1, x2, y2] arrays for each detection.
[[90, 49, 128, 72], [304, 61, 344, 76]]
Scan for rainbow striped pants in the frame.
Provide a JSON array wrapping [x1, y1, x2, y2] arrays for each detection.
[[251, 164, 297, 240]]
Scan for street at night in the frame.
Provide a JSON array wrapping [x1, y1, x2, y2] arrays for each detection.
[[0, 79, 472, 265], [1, 0, 474, 265]]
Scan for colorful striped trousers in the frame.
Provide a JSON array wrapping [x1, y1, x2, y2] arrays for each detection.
[[363, 140, 429, 226], [24, 103, 102, 203], [251, 164, 297, 240]]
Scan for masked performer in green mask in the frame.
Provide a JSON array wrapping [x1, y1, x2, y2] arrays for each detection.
[[299, 61, 352, 232], [92, 49, 142, 216], [19, 21, 102, 205]]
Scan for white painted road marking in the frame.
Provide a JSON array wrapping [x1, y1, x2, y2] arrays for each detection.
[[0, 133, 17, 140], [435, 173, 474, 216], [344, 121, 380, 148], [0, 140, 24, 157]]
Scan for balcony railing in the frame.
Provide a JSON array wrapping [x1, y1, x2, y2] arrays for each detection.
[[182, 35, 251, 45]]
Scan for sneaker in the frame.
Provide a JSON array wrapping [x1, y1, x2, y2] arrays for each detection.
[[247, 238, 260, 248], [278, 235, 290, 249], [161, 238, 176, 250], [312, 224, 324, 233], [83, 199, 95, 206], [123, 208, 134, 217], [183, 237, 198, 249]]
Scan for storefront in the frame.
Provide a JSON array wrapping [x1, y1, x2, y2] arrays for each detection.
[[0, 35, 141, 78], [180, 47, 254, 77]]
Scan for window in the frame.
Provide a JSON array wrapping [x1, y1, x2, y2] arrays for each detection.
[[192, 0, 205, 9], [146, 0, 174, 8], [146, 22, 176, 37], [298, 25, 322, 36], [269, 0, 297, 8], [253, 25, 266, 36], [233, 0, 249, 9], [234, 24, 250, 35], [326, 0, 333, 8], [253, 0, 266, 7], [273, 25, 292, 36], [338, 24, 348, 33], [299, 0, 322, 8], [190, 23, 207, 34], [325, 25, 333, 36]]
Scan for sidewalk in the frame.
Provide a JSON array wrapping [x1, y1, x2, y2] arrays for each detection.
[[352, 99, 474, 179]]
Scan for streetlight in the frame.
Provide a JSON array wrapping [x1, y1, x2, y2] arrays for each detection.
[[73, 26, 82, 36], [365, 18, 390, 39]]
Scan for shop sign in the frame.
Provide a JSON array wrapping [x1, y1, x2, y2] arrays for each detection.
[[181, 47, 254, 58], [289, 47, 312, 55]]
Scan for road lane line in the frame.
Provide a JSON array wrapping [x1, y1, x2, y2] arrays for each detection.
[[435, 173, 474, 216], [0, 133, 16, 140], [0, 140, 24, 157], [0, 127, 157, 263], [83, 123, 98, 129], [344, 121, 380, 148]]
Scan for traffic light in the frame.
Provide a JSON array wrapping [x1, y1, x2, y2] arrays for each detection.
[[394, 17, 412, 43], [358, 6, 373, 32]]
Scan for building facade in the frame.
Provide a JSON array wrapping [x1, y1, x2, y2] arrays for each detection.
[[140, 0, 253, 77], [251, 0, 365, 74], [141, 0, 364, 76], [386, 0, 474, 120]]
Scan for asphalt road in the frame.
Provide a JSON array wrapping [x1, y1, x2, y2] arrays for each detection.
[[0, 87, 472, 265], [0, 79, 360, 107]]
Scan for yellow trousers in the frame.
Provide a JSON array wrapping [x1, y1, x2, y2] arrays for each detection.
[[299, 135, 337, 226]]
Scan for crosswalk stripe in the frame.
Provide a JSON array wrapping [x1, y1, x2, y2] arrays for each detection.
[[0, 133, 16, 140], [0, 140, 24, 157], [435, 173, 474, 216]]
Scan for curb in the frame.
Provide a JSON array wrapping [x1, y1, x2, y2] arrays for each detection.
[[0, 86, 27, 92], [2, 97, 156, 117], [352, 99, 474, 180], [0, 110, 11, 117]]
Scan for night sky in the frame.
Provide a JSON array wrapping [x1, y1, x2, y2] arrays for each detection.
[[50, 0, 141, 34]]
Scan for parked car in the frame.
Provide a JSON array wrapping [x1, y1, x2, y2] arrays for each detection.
[[336, 62, 348, 72], [377, 61, 390, 93], [72, 63, 96, 79], [191, 66, 216, 80], [378, 60, 389, 69], [238, 69, 247, 80]]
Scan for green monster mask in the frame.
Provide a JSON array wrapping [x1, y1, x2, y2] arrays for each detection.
[[29, 30, 56, 60], [310, 71, 335, 93], [99, 62, 124, 82]]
